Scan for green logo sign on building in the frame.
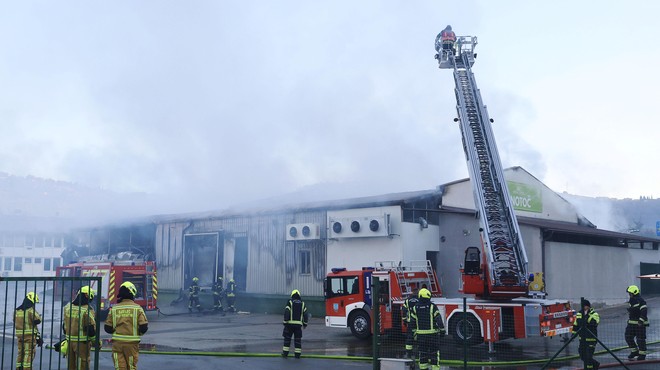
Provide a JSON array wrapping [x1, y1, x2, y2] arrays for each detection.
[[507, 181, 542, 213]]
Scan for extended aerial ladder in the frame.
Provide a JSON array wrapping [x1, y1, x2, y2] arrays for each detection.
[[436, 37, 529, 299]]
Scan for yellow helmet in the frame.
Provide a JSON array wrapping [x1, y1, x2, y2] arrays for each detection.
[[291, 289, 300, 297], [60, 339, 68, 354], [26, 292, 39, 304], [121, 281, 138, 296], [418, 288, 432, 299], [627, 285, 640, 295], [79, 286, 96, 300], [192, 277, 199, 283]]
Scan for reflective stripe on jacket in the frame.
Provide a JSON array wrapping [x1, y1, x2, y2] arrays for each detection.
[[411, 299, 444, 335], [574, 308, 599, 341], [627, 295, 649, 325], [283, 299, 307, 326], [108, 300, 148, 342], [14, 307, 41, 336], [64, 303, 96, 342], [227, 281, 236, 297]]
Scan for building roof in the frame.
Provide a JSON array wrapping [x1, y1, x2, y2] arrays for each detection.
[[437, 205, 660, 247]]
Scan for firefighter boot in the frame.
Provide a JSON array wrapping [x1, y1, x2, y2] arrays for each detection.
[[628, 351, 638, 360], [281, 351, 288, 358], [637, 354, 646, 361]]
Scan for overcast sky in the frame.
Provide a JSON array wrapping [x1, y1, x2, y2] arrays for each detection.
[[1, 1, 658, 215]]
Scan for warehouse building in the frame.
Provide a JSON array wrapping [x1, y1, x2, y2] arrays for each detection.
[[73, 167, 660, 312]]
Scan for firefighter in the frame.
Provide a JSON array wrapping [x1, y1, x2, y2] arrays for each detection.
[[63, 286, 97, 370], [281, 289, 309, 359], [401, 288, 419, 358], [434, 25, 456, 56], [226, 278, 237, 313], [188, 277, 201, 313], [14, 292, 43, 370], [411, 288, 445, 370], [212, 276, 226, 314], [104, 281, 149, 370], [625, 285, 649, 360], [574, 299, 600, 370]]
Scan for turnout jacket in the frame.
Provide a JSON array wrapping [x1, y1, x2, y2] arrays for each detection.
[[574, 308, 599, 341], [628, 295, 649, 326], [104, 299, 148, 343], [283, 298, 308, 327], [14, 306, 41, 337], [411, 298, 445, 335], [402, 296, 419, 324], [63, 300, 96, 342]]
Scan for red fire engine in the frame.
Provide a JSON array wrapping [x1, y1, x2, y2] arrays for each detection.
[[56, 255, 158, 319], [325, 260, 574, 346]]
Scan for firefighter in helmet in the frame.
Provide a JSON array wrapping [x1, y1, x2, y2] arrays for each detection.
[[401, 287, 419, 358], [573, 299, 600, 370], [411, 288, 445, 370], [63, 286, 97, 370], [434, 25, 456, 56], [104, 281, 149, 370], [282, 289, 309, 359], [625, 285, 649, 360], [14, 291, 43, 370], [188, 277, 201, 313], [226, 278, 237, 313], [212, 276, 226, 315]]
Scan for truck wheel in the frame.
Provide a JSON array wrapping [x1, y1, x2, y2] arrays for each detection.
[[349, 310, 371, 339], [448, 313, 482, 346]]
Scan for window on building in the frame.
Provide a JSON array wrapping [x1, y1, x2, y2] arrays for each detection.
[[25, 235, 34, 247], [298, 249, 311, 275], [36, 235, 44, 247], [44, 258, 51, 271], [4, 257, 11, 271], [53, 258, 61, 270], [35, 257, 42, 264], [25, 257, 32, 263], [14, 257, 22, 271]]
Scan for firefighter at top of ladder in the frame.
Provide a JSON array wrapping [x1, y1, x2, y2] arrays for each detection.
[[435, 25, 456, 58]]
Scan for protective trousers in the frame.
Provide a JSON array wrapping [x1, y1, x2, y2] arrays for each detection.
[[227, 296, 236, 312], [67, 341, 91, 370], [578, 341, 599, 370], [417, 334, 439, 370], [112, 341, 140, 370], [625, 324, 647, 356], [188, 296, 200, 311], [16, 336, 36, 370], [213, 293, 224, 311], [282, 324, 303, 358], [404, 324, 415, 355]]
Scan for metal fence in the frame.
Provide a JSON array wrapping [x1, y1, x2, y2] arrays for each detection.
[[1, 276, 102, 370], [372, 278, 660, 369]]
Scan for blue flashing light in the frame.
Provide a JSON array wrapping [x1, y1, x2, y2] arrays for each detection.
[[331, 268, 347, 273]]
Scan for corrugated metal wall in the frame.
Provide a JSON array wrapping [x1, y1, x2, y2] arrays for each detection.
[[154, 211, 327, 297]]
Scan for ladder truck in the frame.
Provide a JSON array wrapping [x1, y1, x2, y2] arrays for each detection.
[[434, 36, 575, 347], [324, 36, 576, 348]]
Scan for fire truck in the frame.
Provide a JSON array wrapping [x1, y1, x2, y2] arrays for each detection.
[[324, 35, 575, 347], [56, 254, 158, 319]]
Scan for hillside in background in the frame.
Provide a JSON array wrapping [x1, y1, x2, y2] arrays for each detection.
[[1, 172, 658, 237], [0, 172, 160, 229]]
